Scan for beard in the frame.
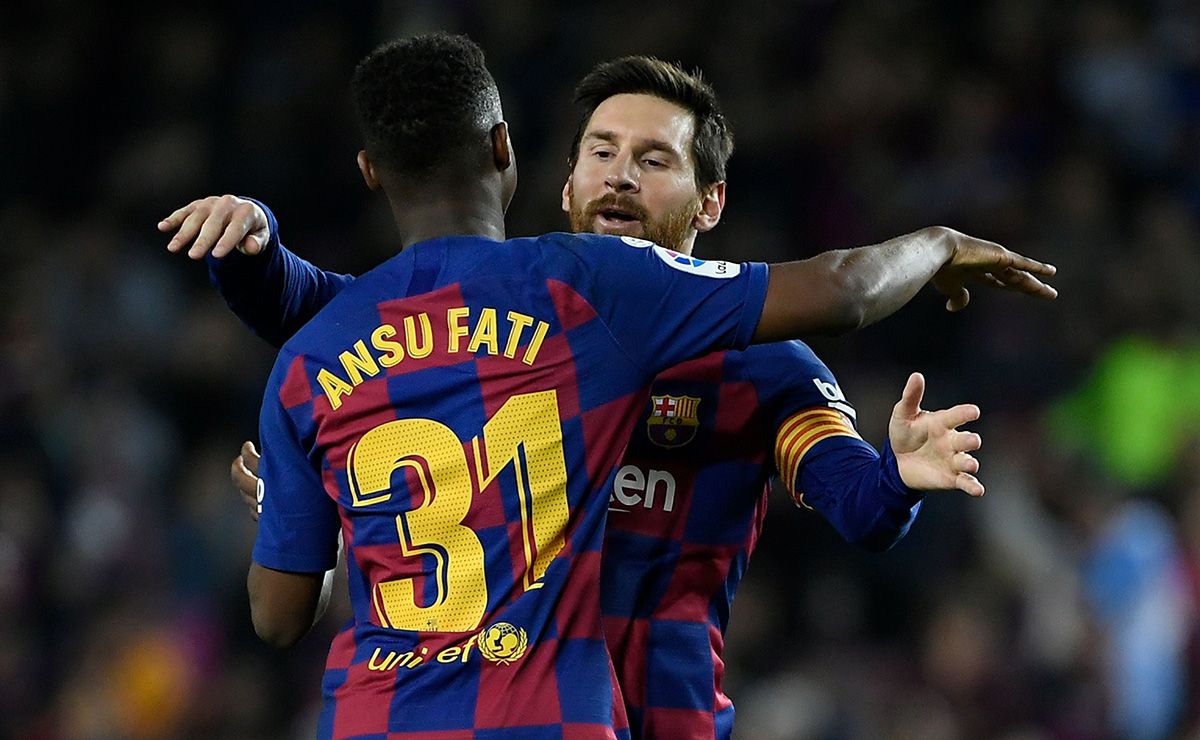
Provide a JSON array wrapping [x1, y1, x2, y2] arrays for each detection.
[[568, 191, 700, 252]]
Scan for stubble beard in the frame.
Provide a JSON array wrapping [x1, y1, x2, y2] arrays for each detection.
[[568, 191, 700, 253]]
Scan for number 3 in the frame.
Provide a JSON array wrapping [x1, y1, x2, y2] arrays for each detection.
[[346, 390, 569, 632]]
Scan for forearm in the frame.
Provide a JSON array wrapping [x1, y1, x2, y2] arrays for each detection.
[[755, 227, 954, 341], [796, 440, 925, 551]]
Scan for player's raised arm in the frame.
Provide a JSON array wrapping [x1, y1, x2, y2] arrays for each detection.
[[159, 194, 354, 348], [753, 226, 1057, 342]]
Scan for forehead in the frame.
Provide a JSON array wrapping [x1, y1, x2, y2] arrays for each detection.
[[584, 93, 695, 155]]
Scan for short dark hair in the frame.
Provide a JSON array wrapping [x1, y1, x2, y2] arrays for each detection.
[[351, 33, 501, 175], [568, 56, 733, 189]]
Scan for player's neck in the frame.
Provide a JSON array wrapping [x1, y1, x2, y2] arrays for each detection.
[[387, 190, 507, 248]]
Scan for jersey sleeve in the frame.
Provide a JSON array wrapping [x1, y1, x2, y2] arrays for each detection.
[[252, 349, 341, 573], [555, 233, 768, 372], [205, 198, 355, 348], [744, 341, 924, 551]]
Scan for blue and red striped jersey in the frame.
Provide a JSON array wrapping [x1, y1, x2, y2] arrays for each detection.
[[251, 232, 767, 738], [601, 340, 922, 738]]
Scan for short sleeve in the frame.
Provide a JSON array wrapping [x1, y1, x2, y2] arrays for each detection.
[[252, 351, 341, 573], [556, 233, 768, 373]]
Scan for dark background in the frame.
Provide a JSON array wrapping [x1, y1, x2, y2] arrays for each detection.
[[3, 1, 1199, 737]]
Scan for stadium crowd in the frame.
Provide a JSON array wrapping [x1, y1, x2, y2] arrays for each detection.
[[2, 2, 1198, 737]]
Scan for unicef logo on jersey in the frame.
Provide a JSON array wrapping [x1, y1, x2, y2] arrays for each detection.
[[478, 622, 528, 665], [652, 246, 741, 278]]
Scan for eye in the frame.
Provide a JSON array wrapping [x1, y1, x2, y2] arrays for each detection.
[[592, 149, 614, 160], [642, 158, 665, 168]]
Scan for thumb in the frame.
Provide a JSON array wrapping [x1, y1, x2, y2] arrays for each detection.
[[239, 234, 262, 255], [945, 287, 970, 312], [893, 372, 925, 420]]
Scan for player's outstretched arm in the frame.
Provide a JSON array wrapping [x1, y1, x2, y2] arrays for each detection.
[[753, 226, 1057, 341], [888, 372, 985, 496], [159, 194, 353, 348]]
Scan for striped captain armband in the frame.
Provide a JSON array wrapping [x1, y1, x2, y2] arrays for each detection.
[[774, 407, 861, 508]]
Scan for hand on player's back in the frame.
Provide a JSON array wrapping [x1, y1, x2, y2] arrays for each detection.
[[888, 372, 985, 496], [232, 440, 263, 522], [159, 194, 270, 260], [930, 227, 1058, 311]]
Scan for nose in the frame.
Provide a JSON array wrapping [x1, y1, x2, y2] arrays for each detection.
[[603, 153, 639, 193]]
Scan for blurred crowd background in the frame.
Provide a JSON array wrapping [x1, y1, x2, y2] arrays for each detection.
[[3, 1, 1199, 738]]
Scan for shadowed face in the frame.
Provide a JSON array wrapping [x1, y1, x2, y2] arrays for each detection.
[[563, 93, 721, 254]]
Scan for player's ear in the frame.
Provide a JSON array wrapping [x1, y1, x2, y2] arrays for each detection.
[[357, 150, 382, 191], [561, 175, 573, 215], [490, 122, 512, 172], [692, 181, 725, 233]]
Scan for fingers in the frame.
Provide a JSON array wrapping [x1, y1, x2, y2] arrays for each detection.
[[231, 453, 260, 522], [162, 195, 263, 260], [993, 267, 1058, 300], [159, 200, 201, 236], [1001, 249, 1056, 278], [953, 429, 982, 453], [934, 403, 981, 430], [187, 205, 235, 259], [241, 440, 260, 475], [165, 204, 210, 255], [231, 452, 259, 496], [956, 471, 985, 497]]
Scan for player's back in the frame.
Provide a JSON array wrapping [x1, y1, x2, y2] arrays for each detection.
[[254, 232, 768, 738]]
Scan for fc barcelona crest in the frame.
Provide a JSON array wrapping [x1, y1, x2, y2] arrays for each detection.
[[647, 394, 701, 448]]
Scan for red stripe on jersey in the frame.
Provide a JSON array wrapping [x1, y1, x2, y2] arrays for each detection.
[[547, 279, 599, 332], [279, 353, 314, 409], [375, 285, 469, 377], [475, 331, 580, 420], [555, 550, 604, 640], [329, 657, 396, 738], [474, 636, 563, 729]]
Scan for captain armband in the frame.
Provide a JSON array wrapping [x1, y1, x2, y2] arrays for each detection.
[[773, 407, 860, 509]]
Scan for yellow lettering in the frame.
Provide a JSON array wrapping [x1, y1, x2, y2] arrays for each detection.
[[317, 368, 353, 410], [389, 651, 413, 670], [436, 647, 462, 663], [447, 307, 471, 353], [404, 313, 433, 359], [461, 633, 478, 662], [504, 311, 534, 359], [371, 325, 404, 368], [522, 321, 550, 365], [467, 307, 499, 356], [368, 647, 396, 671], [339, 340, 380, 385]]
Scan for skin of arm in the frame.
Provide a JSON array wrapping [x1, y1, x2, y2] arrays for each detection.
[[234, 441, 338, 649], [247, 563, 334, 649], [754, 226, 1057, 342]]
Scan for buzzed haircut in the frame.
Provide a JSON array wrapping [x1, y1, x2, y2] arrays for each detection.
[[351, 33, 502, 176], [569, 56, 734, 189]]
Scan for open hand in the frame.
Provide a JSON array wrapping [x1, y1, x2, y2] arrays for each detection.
[[931, 227, 1057, 311], [159, 194, 270, 260], [231, 440, 263, 522], [889, 372, 984, 496]]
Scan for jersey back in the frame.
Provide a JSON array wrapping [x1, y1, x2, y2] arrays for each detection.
[[252, 232, 767, 738]]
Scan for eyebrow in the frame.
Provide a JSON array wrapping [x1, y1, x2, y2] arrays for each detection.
[[583, 130, 682, 157]]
